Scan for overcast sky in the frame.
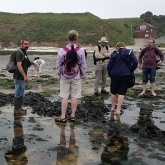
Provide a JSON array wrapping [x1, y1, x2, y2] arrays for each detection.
[[0, 0, 165, 19]]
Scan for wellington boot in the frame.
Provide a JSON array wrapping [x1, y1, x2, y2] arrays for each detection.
[[14, 98, 27, 116], [14, 110, 27, 117]]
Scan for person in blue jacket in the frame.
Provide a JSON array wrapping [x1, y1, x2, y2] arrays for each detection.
[[107, 42, 138, 115]]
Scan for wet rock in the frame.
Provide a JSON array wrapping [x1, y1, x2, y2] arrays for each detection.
[[0, 92, 14, 107], [88, 131, 104, 138], [130, 107, 165, 145], [0, 74, 6, 77], [0, 92, 110, 123]]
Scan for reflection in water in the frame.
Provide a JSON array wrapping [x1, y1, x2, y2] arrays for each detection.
[[131, 100, 165, 142], [109, 111, 121, 122], [55, 123, 79, 165], [5, 112, 28, 165], [101, 112, 129, 165]]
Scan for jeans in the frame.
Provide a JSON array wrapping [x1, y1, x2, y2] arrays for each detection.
[[142, 68, 156, 84], [14, 79, 25, 99]]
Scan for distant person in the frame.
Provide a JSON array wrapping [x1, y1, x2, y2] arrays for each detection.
[[55, 29, 86, 123], [32, 57, 45, 77], [107, 42, 138, 115], [138, 38, 164, 96], [13, 39, 33, 115], [94, 37, 111, 95]]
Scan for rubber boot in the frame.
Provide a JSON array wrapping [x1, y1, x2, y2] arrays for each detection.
[[14, 98, 27, 116]]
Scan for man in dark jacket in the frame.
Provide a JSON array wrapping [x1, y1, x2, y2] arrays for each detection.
[[107, 42, 138, 115]]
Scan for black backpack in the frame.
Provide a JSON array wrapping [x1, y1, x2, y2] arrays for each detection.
[[62, 45, 80, 78], [6, 49, 24, 73], [93, 45, 109, 65]]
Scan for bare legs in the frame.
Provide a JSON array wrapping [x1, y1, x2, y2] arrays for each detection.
[[111, 94, 117, 111], [111, 94, 125, 115], [139, 83, 156, 96], [150, 83, 156, 96], [71, 98, 77, 118], [139, 84, 147, 96], [60, 98, 77, 119], [61, 98, 68, 119]]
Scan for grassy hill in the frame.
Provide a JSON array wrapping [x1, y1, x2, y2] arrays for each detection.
[[0, 12, 164, 48], [106, 18, 142, 37]]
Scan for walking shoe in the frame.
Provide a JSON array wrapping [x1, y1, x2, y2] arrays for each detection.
[[94, 92, 99, 96], [101, 90, 109, 94]]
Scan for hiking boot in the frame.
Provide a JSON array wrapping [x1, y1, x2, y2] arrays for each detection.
[[101, 89, 109, 94], [94, 91, 99, 96]]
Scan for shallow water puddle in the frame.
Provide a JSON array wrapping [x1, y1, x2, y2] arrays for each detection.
[[0, 106, 104, 165], [0, 96, 165, 164]]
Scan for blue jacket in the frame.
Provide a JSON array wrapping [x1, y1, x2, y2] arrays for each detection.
[[107, 48, 138, 78]]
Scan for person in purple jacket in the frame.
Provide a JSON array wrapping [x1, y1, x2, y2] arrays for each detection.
[[55, 30, 86, 123], [138, 38, 164, 96], [107, 42, 138, 115]]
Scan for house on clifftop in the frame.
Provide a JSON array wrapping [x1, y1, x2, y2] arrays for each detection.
[[134, 22, 157, 39]]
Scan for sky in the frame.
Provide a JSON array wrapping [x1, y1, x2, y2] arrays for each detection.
[[0, 0, 165, 19]]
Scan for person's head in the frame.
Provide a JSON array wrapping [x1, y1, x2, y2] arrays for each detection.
[[68, 30, 79, 43], [21, 39, 30, 50], [99, 37, 109, 46], [115, 42, 125, 50], [148, 38, 155, 48], [34, 57, 39, 61]]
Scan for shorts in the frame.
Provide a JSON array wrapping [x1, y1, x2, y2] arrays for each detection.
[[142, 67, 156, 84], [110, 76, 130, 95], [59, 79, 81, 99]]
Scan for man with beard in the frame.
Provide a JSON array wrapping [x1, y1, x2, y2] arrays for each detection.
[[13, 39, 33, 115], [138, 38, 164, 96]]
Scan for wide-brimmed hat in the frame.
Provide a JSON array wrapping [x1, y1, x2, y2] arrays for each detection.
[[99, 37, 109, 43]]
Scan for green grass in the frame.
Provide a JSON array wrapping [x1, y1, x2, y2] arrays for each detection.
[[0, 12, 165, 48], [0, 12, 134, 47]]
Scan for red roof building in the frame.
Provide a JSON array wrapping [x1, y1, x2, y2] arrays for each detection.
[[134, 22, 157, 39]]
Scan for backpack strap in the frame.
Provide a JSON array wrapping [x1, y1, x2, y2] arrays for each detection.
[[63, 46, 80, 52], [105, 45, 109, 51], [12, 49, 25, 65], [98, 45, 108, 52], [63, 47, 70, 52], [16, 49, 25, 61]]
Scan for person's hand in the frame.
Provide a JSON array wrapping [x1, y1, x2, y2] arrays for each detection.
[[139, 64, 143, 69], [156, 60, 161, 66], [24, 75, 28, 82]]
